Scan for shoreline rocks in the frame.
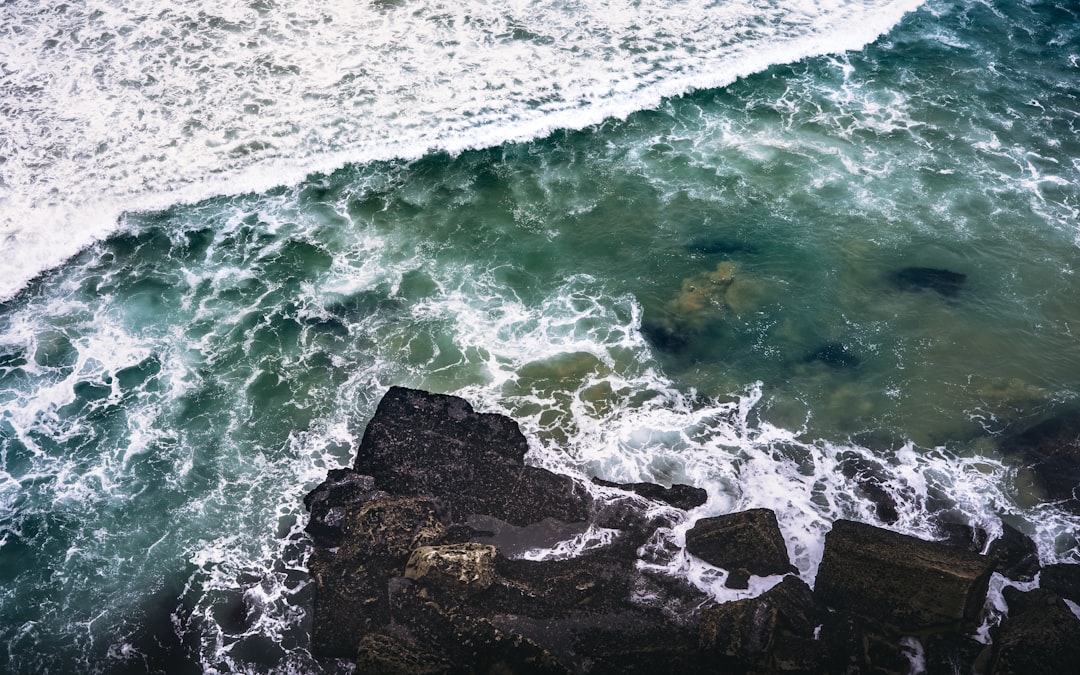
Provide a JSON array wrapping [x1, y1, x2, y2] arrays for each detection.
[[303, 386, 1080, 672]]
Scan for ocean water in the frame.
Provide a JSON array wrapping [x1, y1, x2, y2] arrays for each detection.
[[1, 0, 1079, 670]]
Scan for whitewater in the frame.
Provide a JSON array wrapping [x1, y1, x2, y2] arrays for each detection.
[[1, 0, 923, 300], [2, 0, 1080, 671]]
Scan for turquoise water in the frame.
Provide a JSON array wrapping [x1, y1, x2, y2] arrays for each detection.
[[2, 0, 1079, 671]]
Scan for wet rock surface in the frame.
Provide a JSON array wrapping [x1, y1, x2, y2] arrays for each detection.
[[685, 508, 797, 581], [1000, 408, 1080, 513], [815, 519, 995, 633], [303, 387, 1080, 672]]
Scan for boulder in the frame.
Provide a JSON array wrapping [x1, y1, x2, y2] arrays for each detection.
[[841, 457, 900, 524], [814, 519, 995, 632], [685, 508, 796, 578], [1000, 409, 1080, 511], [1040, 563, 1080, 604], [590, 477, 708, 510], [353, 386, 591, 525], [698, 576, 820, 671], [987, 523, 1041, 582], [990, 588, 1080, 674]]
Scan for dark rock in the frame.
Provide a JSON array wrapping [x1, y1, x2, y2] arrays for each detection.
[[840, 458, 900, 524], [307, 495, 447, 656], [1000, 409, 1080, 511], [1040, 563, 1080, 604], [698, 577, 819, 671], [591, 477, 707, 510], [353, 386, 591, 525], [685, 508, 796, 577], [933, 518, 989, 553], [991, 588, 1080, 674], [815, 519, 995, 633], [640, 318, 694, 353], [687, 238, 758, 257], [698, 592, 777, 667], [803, 342, 860, 369], [925, 632, 991, 675], [302, 469, 384, 546], [303, 388, 1041, 672], [890, 266, 967, 297], [724, 568, 751, 590], [987, 523, 1041, 582]]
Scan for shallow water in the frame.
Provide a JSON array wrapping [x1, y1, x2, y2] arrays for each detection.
[[2, 0, 1079, 671]]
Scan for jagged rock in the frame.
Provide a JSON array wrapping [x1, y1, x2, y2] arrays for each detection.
[[307, 495, 447, 656], [841, 458, 900, 524], [814, 519, 995, 633], [1039, 563, 1080, 605], [685, 508, 796, 577], [933, 518, 989, 553], [353, 386, 591, 525], [890, 266, 967, 297], [404, 543, 498, 593], [303, 469, 384, 546], [698, 576, 819, 671], [991, 588, 1080, 674], [987, 523, 1041, 582], [591, 477, 708, 511], [1000, 409, 1080, 512]]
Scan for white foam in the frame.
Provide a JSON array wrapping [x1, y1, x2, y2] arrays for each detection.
[[0, 0, 926, 300]]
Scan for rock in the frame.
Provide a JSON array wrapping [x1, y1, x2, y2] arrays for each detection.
[[590, 477, 707, 510], [814, 519, 995, 633], [840, 457, 900, 525], [353, 386, 591, 525], [685, 508, 796, 577], [933, 518, 989, 553], [803, 342, 860, 369], [987, 523, 1041, 582], [890, 266, 967, 297], [404, 543, 498, 593], [1000, 409, 1080, 511], [303, 469, 384, 546], [698, 577, 819, 671], [991, 588, 1080, 674], [355, 632, 452, 674], [1040, 563, 1080, 604], [698, 592, 777, 667], [307, 495, 446, 656]]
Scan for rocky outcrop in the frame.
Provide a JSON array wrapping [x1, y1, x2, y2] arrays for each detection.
[[303, 386, 1080, 672], [685, 509, 797, 587]]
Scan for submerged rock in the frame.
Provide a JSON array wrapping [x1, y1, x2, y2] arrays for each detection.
[[889, 266, 967, 297], [802, 342, 860, 369], [815, 519, 994, 633], [1000, 409, 1080, 512]]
